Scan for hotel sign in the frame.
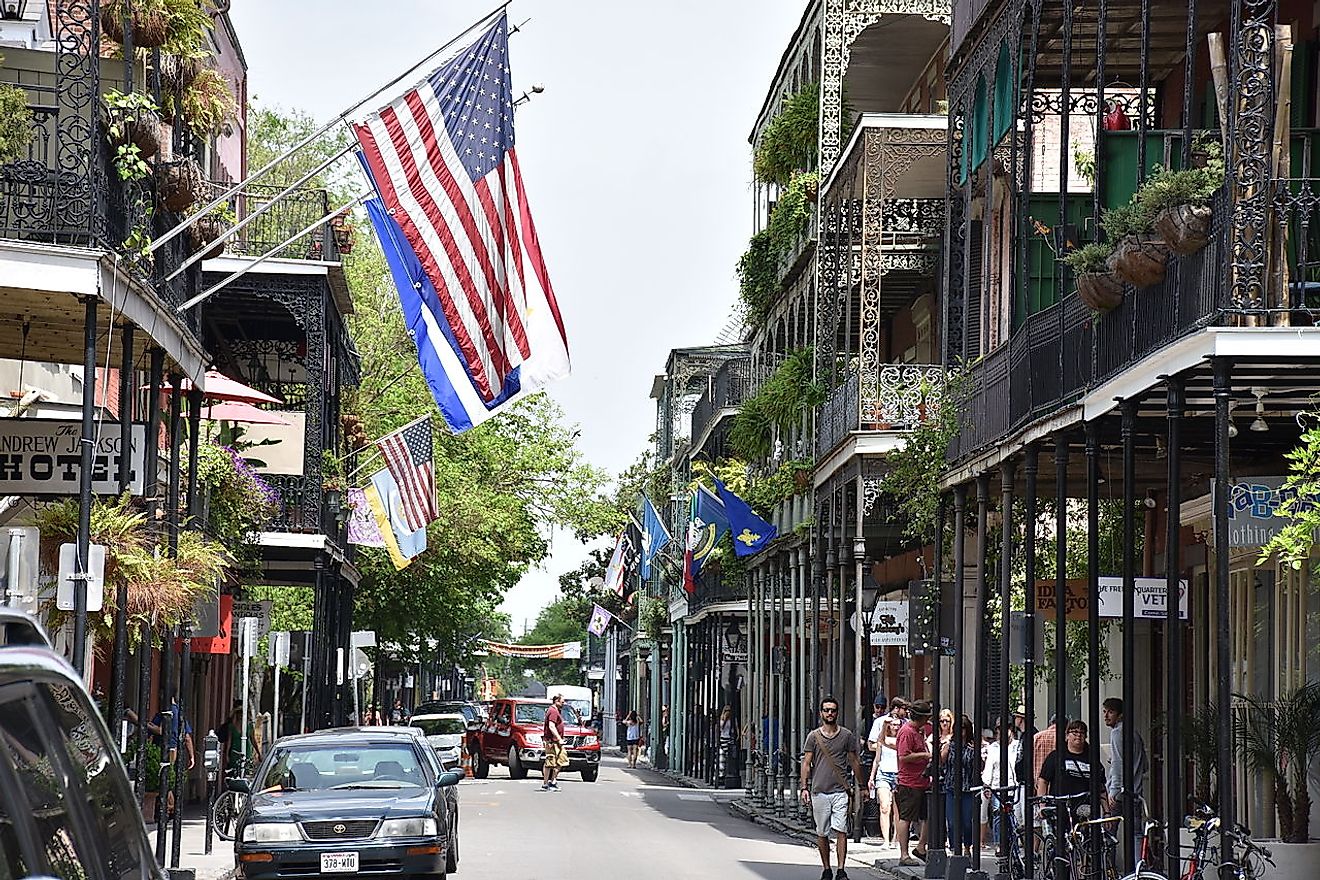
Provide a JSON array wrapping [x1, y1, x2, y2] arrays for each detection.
[[0, 420, 146, 495]]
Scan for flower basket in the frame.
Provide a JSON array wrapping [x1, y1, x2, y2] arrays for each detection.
[[792, 468, 812, 492], [155, 158, 204, 214], [1076, 271, 1124, 312], [100, 3, 170, 48], [106, 105, 161, 160], [158, 53, 202, 95], [1106, 233, 1169, 287], [188, 215, 227, 260], [1153, 203, 1213, 256]]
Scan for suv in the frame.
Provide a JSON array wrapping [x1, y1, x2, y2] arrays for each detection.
[[475, 697, 601, 782], [0, 643, 164, 880]]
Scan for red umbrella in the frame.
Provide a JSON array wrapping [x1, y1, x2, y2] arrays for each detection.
[[146, 370, 283, 405], [201, 401, 291, 425]]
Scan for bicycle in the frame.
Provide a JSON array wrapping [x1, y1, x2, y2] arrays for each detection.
[[1183, 802, 1274, 880], [211, 754, 254, 841], [1118, 818, 1170, 880]]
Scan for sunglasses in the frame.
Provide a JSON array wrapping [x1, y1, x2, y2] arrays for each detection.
[[820, 707, 838, 714]]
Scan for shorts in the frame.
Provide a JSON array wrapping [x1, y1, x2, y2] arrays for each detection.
[[544, 742, 569, 768], [811, 790, 851, 837], [896, 784, 929, 821], [875, 770, 898, 791]]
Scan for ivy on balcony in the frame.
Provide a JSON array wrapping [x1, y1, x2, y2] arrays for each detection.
[[737, 170, 819, 324], [729, 348, 823, 460], [754, 83, 818, 187]]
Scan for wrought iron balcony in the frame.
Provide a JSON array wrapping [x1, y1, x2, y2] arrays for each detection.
[[687, 569, 748, 616], [225, 182, 345, 264], [263, 474, 329, 535], [689, 358, 752, 456], [816, 363, 945, 457]]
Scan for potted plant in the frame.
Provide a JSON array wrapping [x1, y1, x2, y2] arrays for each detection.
[[178, 68, 236, 138], [1139, 162, 1223, 256], [158, 51, 203, 95], [100, 0, 171, 48], [103, 89, 161, 160], [1063, 242, 1123, 311], [1101, 199, 1167, 287], [187, 201, 235, 260], [1236, 682, 1320, 846], [155, 156, 204, 213]]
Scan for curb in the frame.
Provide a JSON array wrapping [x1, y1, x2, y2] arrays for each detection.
[[724, 798, 914, 880]]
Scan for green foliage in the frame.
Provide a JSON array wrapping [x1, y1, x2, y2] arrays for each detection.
[[179, 68, 237, 137], [102, 0, 215, 57], [736, 228, 777, 326], [1135, 163, 1224, 217], [766, 171, 818, 256], [191, 443, 279, 568], [1099, 198, 1154, 241], [879, 370, 960, 542], [729, 350, 822, 462], [1061, 242, 1112, 275], [640, 596, 668, 639], [1072, 147, 1096, 186], [0, 77, 34, 164], [754, 84, 819, 187], [1235, 682, 1320, 842], [247, 104, 356, 200], [690, 456, 811, 514], [1260, 414, 1320, 569], [729, 389, 773, 460]]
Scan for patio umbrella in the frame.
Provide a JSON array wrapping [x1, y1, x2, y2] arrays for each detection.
[[146, 370, 283, 405], [200, 401, 291, 425]]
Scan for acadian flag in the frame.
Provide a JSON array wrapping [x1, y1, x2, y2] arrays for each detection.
[[355, 14, 569, 434], [682, 485, 730, 595], [587, 604, 613, 637], [713, 477, 778, 556], [365, 468, 427, 570]]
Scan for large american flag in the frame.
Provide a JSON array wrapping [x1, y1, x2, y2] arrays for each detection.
[[353, 14, 569, 423], [375, 417, 437, 532]]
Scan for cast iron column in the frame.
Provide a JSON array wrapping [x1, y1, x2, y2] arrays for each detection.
[[951, 482, 970, 862], [926, 495, 947, 879], [1120, 398, 1139, 869], [1085, 421, 1102, 866], [1211, 359, 1235, 880], [1165, 376, 1185, 880], [996, 457, 1015, 878], [1022, 444, 1040, 880], [1053, 434, 1068, 848], [72, 296, 99, 675], [110, 322, 135, 734]]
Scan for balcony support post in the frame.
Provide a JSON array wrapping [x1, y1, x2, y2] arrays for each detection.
[[993, 458, 1015, 880], [1120, 398, 1138, 870], [792, 546, 805, 820], [110, 322, 135, 737], [1022, 444, 1040, 880], [747, 566, 757, 800], [949, 481, 970, 868], [1085, 421, 1103, 866], [134, 348, 165, 799], [1052, 434, 1068, 851], [1164, 375, 1185, 880], [925, 494, 947, 879], [72, 296, 97, 676], [1211, 358, 1235, 880]]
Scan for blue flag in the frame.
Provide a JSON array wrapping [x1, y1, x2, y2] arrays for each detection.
[[713, 478, 777, 557], [640, 495, 672, 579], [684, 485, 730, 592]]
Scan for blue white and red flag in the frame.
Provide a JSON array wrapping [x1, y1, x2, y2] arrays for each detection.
[[354, 14, 569, 432]]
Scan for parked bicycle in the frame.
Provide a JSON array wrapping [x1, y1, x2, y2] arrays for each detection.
[[1118, 818, 1170, 880], [211, 753, 255, 841], [1183, 802, 1274, 880]]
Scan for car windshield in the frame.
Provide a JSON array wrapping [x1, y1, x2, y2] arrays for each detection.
[[514, 703, 580, 725], [258, 742, 429, 791], [415, 717, 466, 736]]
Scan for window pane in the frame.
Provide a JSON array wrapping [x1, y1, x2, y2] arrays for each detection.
[[41, 682, 149, 880], [0, 695, 90, 879]]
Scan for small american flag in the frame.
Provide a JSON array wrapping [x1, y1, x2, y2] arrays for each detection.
[[353, 13, 568, 425], [375, 417, 437, 532]]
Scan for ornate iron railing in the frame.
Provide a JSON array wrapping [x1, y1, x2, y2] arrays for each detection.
[[816, 363, 943, 456], [689, 358, 751, 453], [227, 182, 341, 263], [687, 569, 748, 616], [263, 473, 328, 535]]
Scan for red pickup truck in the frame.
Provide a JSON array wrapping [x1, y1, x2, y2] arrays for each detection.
[[473, 697, 602, 782]]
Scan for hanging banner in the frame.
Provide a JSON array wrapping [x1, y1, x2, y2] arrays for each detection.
[[191, 594, 233, 654], [478, 639, 582, 659], [0, 420, 146, 494], [1034, 577, 1188, 620]]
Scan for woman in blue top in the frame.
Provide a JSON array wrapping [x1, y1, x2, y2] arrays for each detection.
[[940, 713, 979, 856]]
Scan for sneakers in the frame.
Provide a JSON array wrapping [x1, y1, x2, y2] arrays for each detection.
[[549, 782, 562, 791], [835, 871, 850, 880], [898, 857, 922, 866], [819, 870, 833, 880]]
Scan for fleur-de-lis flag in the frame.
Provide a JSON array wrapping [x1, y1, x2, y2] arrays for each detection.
[[713, 478, 777, 557]]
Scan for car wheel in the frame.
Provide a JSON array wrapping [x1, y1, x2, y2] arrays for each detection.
[[473, 754, 489, 779], [446, 817, 459, 873], [508, 746, 527, 780], [580, 765, 599, 782]]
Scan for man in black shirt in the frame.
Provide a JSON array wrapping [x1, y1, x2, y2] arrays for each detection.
[[1036, 719, 1092, 798]]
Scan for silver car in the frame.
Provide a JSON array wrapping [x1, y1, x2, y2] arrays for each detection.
[[410, 713, 468, 770]]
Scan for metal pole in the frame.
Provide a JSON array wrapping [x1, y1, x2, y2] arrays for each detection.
[[1085, 421, 1103, 868], [1054, 433, 1068, 850], [1165, 376, 1185, 880], [185, 387, 202, 520], [300, 632, 310, 734], [241, 619, 252, 763], [1120, 398, 1139, 868], [110, 323, 135, 736], [928, 495, 947, 873], [997, 457, 1015, 877], [1022, 444, 1040, 880], [170, 626, 191, 867], [951, 483, 969, 860], [1211, 359, 1235, 880], [72, 296, 98, 677], [166, 376, 183, 555]]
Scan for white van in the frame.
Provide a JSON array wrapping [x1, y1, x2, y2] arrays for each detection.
[[546, 684, 593, 726]]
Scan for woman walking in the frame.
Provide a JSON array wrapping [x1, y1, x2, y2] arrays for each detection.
[[624, 710, 643, 768], [940, 714, 978, 856]]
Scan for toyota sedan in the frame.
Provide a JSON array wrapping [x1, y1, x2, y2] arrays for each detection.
[[231, 727, 461, 880]]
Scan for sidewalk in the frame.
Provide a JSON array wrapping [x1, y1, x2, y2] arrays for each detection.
[[146, 811, 235, 880]]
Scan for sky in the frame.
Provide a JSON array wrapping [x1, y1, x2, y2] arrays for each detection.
[[229, 0, 806, 630]]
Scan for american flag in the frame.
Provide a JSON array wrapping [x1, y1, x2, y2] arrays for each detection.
[[353, 14, 569, 425], [375, 417, 437, 532]]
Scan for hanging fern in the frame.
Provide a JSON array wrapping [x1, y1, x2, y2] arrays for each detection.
[[736, 228, 777, 325], [754, 84, 819, 187]]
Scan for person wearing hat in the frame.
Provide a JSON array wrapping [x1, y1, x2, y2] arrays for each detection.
[[895, 699, 933, 865]]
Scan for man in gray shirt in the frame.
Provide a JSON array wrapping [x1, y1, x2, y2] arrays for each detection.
[[800, 695, 863, 880], [1103, 696, 1148, 867]]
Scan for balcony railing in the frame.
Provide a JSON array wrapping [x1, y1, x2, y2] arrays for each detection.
[[228, 182, 343, 263], [264, 474, 332, 535], [688, 569, 748, 615], [689, 359, 752, 453], [816, 363, 945, 457]]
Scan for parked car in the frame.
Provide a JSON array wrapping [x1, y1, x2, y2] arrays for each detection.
[[0, 606, 53, 647], [410, 713, 467, 770], [414, 700, 486, 726], [474, 696, 601, 782], [545, 684, 592, 726], [0, 643, 165, 880], [231, 726, 462, 879]]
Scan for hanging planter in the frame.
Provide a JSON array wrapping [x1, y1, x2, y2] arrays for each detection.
[[104, 91, 162, 160], [99, 1, 171, 48], [1076, 271, 1125, 312], [1106, 233, 1168, 288], [1153, 203, 1214, 256], [158, 53, 203, 95], [188, 214, 228, 260], [331, 214, 356, 254], [155, 157, 204, 213]]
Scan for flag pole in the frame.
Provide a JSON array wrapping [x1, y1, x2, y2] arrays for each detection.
[[175, 192, 371, 312], [145, 0, 513, 256]]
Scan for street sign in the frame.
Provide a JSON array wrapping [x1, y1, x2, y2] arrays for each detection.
[[231, 600, 272, 637], [191, 589, 221, 639], [56, 543, 105, 612], [269, 631, 291, 667], [350, 630, 376, 648], [0, 527, 39, 604], [349, 647, 371, 680]]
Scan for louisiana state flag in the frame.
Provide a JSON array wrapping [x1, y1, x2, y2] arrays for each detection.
[[682, 486, 730, 594]]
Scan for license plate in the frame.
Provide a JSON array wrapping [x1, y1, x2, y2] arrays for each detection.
[[321, 852, 359, 873]]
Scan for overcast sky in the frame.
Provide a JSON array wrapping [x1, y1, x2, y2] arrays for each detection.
[[229, 0, 805, 630]]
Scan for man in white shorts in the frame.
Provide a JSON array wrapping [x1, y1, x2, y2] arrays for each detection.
[[800, 696, 863, 880]]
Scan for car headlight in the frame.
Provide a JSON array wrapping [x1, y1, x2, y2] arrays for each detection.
[[242, 823, 301, 843], [378, 817, 438, 838], [523, 733, 543, 746]]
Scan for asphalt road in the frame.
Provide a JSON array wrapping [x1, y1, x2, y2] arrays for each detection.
[[451, 755, 879, 880]]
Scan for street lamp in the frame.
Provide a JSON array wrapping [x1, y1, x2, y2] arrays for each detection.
[[1, 1, 28, 21], [723, 617, 745, 655]]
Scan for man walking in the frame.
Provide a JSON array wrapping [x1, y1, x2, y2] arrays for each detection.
[[895, 699, 933, 866], [541, 693, 569, 792], [800, 695, 863, 880]]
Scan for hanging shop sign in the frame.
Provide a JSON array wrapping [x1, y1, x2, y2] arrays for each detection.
[[0, 420, 146, 495], [1216, 477, 1320, 547], [869, 601, 910, 646], [1034, 576, 1188, 620]]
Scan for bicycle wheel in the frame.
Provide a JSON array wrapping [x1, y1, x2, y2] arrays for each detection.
[[211, 790, 241, 841]]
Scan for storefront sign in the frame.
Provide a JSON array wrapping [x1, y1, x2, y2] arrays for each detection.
[[1035, 577, 1188, 620], [0, 420, 146, 495], [1219, 477, 1320, 547]]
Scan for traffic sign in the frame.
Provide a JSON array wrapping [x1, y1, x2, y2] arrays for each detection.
[[56, 543, 105, 612], [269, 631, 291, 667]]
